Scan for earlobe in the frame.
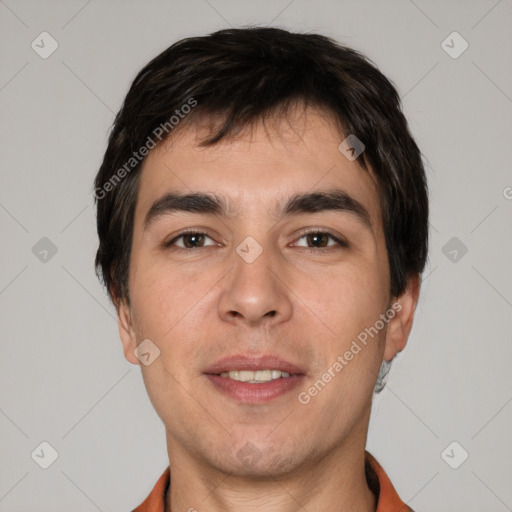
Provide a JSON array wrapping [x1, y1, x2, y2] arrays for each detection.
[[383, 274, 421, 362], [117, 300, 140, 366]]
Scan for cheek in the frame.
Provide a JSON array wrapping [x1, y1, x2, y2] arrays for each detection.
[[128, 265, 210, 418], [130, 260, 217, 349], [294, 263, 388, 404], [298, 261, 386, 342], [299, 269, 386, 410]]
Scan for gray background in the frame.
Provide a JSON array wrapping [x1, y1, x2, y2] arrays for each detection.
[[1, 0, 511, 510]]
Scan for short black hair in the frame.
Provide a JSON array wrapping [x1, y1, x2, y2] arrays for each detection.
[[94, 26, 429, 308]]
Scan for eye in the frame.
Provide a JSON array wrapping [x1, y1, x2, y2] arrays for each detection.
[[165, 231, 217, 249], [163, 229, 347, 252], [293, 230, 348, 250]]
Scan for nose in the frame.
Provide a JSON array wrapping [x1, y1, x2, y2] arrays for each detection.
[[217, 242, 293, 328]]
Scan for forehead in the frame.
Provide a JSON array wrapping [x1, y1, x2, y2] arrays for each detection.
[[134, 107, 382, 233]]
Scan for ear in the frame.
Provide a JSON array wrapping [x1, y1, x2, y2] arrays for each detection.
[[117, 298, 141, 366], [383, 274, 421, 362]]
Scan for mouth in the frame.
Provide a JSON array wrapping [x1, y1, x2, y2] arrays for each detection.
[[203, 355, 306, 403], [216, 369, 294, 383], [204, 354, 306, 378]]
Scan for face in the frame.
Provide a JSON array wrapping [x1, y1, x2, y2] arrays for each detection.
[[118, 106, 419, 477]]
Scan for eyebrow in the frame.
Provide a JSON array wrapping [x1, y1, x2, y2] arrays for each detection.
[[143, 189, 372, 231]]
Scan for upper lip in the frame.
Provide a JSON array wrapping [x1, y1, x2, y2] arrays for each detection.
[[204, 355, 306, 375]]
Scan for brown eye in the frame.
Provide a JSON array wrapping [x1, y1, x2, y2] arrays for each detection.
[[306, 233, 330, 247], [166, 232, 216, 249], [294, 231, 347, 250]]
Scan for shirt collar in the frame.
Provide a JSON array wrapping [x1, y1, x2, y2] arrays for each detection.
[[133, 451, 412, 512]]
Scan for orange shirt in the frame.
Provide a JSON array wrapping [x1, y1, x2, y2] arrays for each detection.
[[133, 451, 413, 512]]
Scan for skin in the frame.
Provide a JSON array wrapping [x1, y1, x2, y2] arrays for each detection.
[[117, 106, 420, 512]]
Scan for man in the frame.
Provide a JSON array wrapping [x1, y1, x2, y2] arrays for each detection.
[[94, 27, 428, 512]]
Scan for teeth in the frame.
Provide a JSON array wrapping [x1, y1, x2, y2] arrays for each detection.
[[218, 369, 292, 382]]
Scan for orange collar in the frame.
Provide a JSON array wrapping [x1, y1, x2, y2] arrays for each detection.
[[133, 451, 412, 512]]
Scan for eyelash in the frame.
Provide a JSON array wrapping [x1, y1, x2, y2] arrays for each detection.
[[164, 229, 349, 253]]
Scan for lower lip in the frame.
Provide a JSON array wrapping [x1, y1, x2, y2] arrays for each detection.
[[205, 374, 304, 403]]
